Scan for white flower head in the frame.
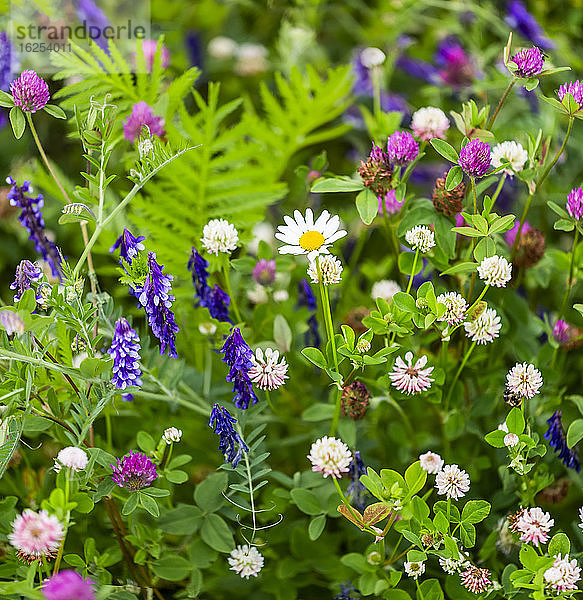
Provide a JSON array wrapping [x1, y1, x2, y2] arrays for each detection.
[[435, 464, 470, 500], [439, 553, 471, 574], [405, 225, 435, 254], [201, 219, 239, 256], [491, 141, 528, 175], [389, 352, 434, 395], [208, 36, 238, 60], [404, 561, 425, 579], [273, 289, 289, 302], [411, 107, 450, 141], [247, 284, 269, 305], [162, 427, 182, 444], [307, 436, 352, 478], [436, 292, 468, 326], [249, 348, 289, 391], [235, 43, 268, 76], [477, 255, 512, 287], [248, 222, 275, 256], [371, 279, 401, 303], [275, 208, 347, 261], [419, 451, 444, 474], [544, 554, 582, 593], [463, 307, 501, 344], [199, 322, 217, 336], [578, 507, 583, 531], [506, 362, 543, 399], [360, 47, 386, 68], [498, 422, 509, 433], [504, 433, 519, 447], [307, 255, 343, 285], [228, 545, 264, 579], [515, 507, 554, 545], [56, 447, 88, 472]]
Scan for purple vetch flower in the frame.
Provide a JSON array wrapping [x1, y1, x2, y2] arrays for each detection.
[[511, 46, 545, 78], [567, 187, 583, 220], [137, 252, 179, 358], [140, 39, 170, 71], [346, 451, 368, 511], [297, 278, 320, 347], [378, 189, 404, 216], [10, 259, 42, 302], [505, 1, 555, 49], [76, 0, 109, 51], [111, 451, 158, 491], [351, 49, 374, 96], [10, 70, 50, 112], [209, 404, 248, 467], [188, 247, 210, 300], [7, 177, 61, 278], [187, 247, 231, 322], [386, 130, 419, 165], [186, 31, 204, 69], [395, 54, 437, 83], [544, 411, 580, 471], [380, 92, 410, 119], [0, 32, 13, 92], [220, 327, 258, 409], [458, 139, 491, 178], [108, 318, 142, 391], [334, 583, 360, 600], [109, 228, 145, 265], [253, 259, 276, 286], [123, 102, 165, 143], [435, 38, 477, 88], [505, 220, 532, 247], [557, 81, 583, 109], [42, 570, 95, 600], [204, 285, 231, 323]]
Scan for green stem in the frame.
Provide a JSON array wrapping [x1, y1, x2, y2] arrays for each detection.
[[487, 79, 515, 130], [416, 579, 426, 600], [223, 265, 242, 323], [134, 390, 208, 416], [444, 341, 476, 410], [371, 66, 382, 123], [265, 388, 275, 412], [405, 249, 420, 295], [52, 472, 71, 573], [489, 172, 507, 210], [203, 345, 212, 398]]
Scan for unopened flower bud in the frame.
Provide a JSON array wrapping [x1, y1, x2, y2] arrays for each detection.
[[367, 551, 382, 565], [356, 338, 370, 353], [504, 433, 519, 447]]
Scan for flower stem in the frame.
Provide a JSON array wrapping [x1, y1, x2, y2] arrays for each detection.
[[52, 471, 70, 574], [265, 388, 275, 412], [405, 249, 420, 295], [223, 265, 242, 323], [489, 172, 507, 210], [444, 341, 476, 410], [487, 79, 515, 130]]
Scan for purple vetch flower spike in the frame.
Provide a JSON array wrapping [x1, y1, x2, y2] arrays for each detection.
[[108, 318, 142, 391], [346, 451, 368, 511], [109, 229, 145, 265], [458, 139, 492, 178], [76, 0, 109, 51], [111, 450, 157, 490], [505, 1, 555, 50], [209, 403, 249, 467], [10, 70, 50, 112], [7, 177, 62, 277], [557, 81, 583, 109], [0, 32, 14, 92], [123, 101, 165, 143], [10, 259, 42, 302], [566, 187, 583, 220], [435, 38, 477, 88], [220, 327, 258, 409], [188, 246, 210, 300], [386, 130, 419, 166], [137, 252, 179, 358], [187, 247, 231, 322], [511, 46, 545, 78], [204, 285, 231, 323], [544, 411, 581, 471]]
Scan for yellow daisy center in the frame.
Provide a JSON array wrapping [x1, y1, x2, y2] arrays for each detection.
[[299, 230, 325, 251]]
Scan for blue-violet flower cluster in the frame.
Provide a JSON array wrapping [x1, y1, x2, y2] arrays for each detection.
[[220, 327, 258, 409], [209, 403, 248, 467], [108, 318, 142, 391]]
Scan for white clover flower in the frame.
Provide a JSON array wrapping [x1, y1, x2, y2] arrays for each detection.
[[162, 427, 182, 444], [544, 555, 582, 593], [515, 507, 554, 545], [307, 255, 343, 285], [276, 209, 347, 261], [235, 43, 268, 76], [491, 141, 528, 175], [228, 545, 264, 579], [389, 352, 434, 395], [411, 107, 450, 141], [439, 553, 470, 574], [307, 436, 352, 478], [419, 451, 444, 474], [477, 255, 512, 287], [208, 36, 238, 60], [56, 447, 88, 472], [405, 225, 435, 253], [506, 362, 543, 399], [273, 289, 289, 302], [504, 433, 519, 447], [356, 338, 370, 353], [360, 47, 386, 68], [248, 348, 289, 391], [201, 219, 239, 255], [371, 279, 401, 303], [198, 322, 217, 336], [498, 422, 509, 433], [435, 464, 470, 500], [463, 308, 501, 345], [404, 561, 425, 579], [248, 222, 275, 256], [436, 292, 468, 326], [247, 284, 269, 305]]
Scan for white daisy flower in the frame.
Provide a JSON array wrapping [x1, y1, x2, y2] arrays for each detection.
[[249, 348, 289, 391], [405, 225, 435, 253], [371, 279, 401, 303], [307, 436, 352, 479], [436, 292, 468, 326], [477, 255, 512, 287], [228, 545, 264, 579], [404, 561, 425, 579], [307, 255, 343, 285], [435, 464, 470, 500], [201, 219, 239, 255], [275, 209, 347, 261], [491, 141, 528, 176], [463, 307, 501, 344], [419, 451, 444, 474], [506, 362, 543, 399], [411, 107, 450, 141]]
